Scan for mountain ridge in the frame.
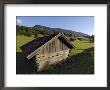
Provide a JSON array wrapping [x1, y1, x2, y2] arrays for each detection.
[[17, 25, 90, 38], [32, 25, 90, 37]]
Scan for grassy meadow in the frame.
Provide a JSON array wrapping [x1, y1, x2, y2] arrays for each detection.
[[16, 35, 34, 52], [71, 39, 94, 55], [16, 35, 94, 74]]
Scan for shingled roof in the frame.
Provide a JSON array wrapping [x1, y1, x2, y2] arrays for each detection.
[[20, 33, 75, 59]]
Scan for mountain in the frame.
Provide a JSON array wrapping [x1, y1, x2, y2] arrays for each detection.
[[16, 25, 90, 38], [32, 25, 90, 37]]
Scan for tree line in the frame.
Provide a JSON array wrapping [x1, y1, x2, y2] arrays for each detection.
[[16, 25, 94, 42], [16, 25, 59, 38]]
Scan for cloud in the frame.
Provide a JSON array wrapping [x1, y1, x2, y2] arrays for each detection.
[[17, 19, 22, 25]]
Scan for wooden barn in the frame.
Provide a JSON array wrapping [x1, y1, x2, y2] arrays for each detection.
[[20, 33, 75, 71]]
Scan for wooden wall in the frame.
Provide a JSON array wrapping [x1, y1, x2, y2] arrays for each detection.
[[35, 37, 70, 71]]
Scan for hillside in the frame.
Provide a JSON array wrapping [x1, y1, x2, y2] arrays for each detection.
[[16, 36, 94, 74], [16, 25, 90, 38], [16, 25, 94, 74], [33, 25, 90, 37]]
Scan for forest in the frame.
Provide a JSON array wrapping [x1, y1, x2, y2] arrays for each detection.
[[16, 25, 94, 38]]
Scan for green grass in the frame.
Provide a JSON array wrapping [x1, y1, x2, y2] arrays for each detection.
[[16, 35, 94, 74], [71, 39, 94, 55], [16, 34, 45, 52], [16, 35, 34, 52]]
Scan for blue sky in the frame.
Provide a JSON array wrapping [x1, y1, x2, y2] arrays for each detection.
[[16, 16, 94, 35]]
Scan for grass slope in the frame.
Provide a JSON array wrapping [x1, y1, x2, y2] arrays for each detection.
[[16, 35, 94, 74], [16, 35, 34, 52], [71, 39, 94, 55]]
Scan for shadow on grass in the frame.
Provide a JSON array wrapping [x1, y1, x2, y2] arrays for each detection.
[[16, 47, 94, 74], [16, 52, 36, 74]]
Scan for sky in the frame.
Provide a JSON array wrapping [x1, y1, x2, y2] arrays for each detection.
[[16, 16, 94, 35]]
